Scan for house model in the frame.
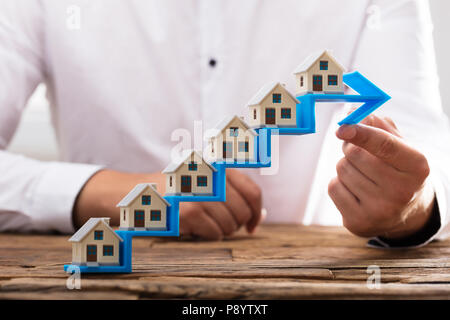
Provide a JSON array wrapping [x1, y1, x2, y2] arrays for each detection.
[[247, 82, 300, 128], [207, 115, 257, 162], [293, 49, 345, 95], [69, 217, 123, 266], [117, 183, 170, 231], [163, 150, 217, 195]]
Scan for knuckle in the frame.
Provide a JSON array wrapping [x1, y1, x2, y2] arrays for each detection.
[[336, 158, 349, 176], [415, 155, 430, 182], [346, 145, 364, 161], [377, 135, 397, 159], [328, 177, 340, 197]]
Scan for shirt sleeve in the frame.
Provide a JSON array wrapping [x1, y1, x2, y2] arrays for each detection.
[[0, 0, 103, 233], [350, 0, 450, 247]]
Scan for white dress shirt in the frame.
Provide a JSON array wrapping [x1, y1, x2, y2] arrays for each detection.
[[1, 0, 449, 245]]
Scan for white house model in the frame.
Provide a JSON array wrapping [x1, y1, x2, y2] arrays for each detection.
[[247, 82, 300, 128], [163, 150, 217, 195], [293, 49, 345, 95], [117, 183, 170, 231], [207, 115, 257, 162], [69, 217, 123, 266]]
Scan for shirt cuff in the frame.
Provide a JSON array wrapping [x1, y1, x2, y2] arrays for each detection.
[[367, 165, 448, 248], [24, 161, 103, 234], [367, 195, 441, 248]]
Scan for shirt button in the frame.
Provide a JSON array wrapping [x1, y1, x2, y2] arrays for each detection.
[[209, 58, 217, 68]]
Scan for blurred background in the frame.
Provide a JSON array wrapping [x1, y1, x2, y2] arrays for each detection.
[[6, 0, 450, 161]]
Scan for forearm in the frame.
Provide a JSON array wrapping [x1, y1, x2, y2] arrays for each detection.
[[72, 169, 166, 228]]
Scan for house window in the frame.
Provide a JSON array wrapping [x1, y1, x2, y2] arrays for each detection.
[[103, 245, 114, 256], [94, 230, 103, 240], [272, 93, 281, 103], [142, 195, 151, 205], [223, 142, 233, 158], [320, 60, 328, 70], [123, 209, 126, 221], [253, 109, 257, 120], [300, 76, 304, 87], [150, 210, 161, 221], [238, 141, 249, 152], [328, 75, 338, 86], [169, 176, 173, 187], [188, 161, 198, 171], [87, 245, 97, 256], [197, 176, 208, 187], [229, 127, 239, 137], [281, 108, 291, 119]]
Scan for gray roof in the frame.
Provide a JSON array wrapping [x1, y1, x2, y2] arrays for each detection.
[[162, 149, 217, 173], [293, 49, 345, 74], [247, 82, 299, 106], [69, 218, 123, 243], [206, 115, 257, 139], [116, 183, 170, 207]]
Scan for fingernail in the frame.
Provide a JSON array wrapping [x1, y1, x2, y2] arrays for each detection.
[[336, 125, 357, 140], [261, 208, 267, 221]]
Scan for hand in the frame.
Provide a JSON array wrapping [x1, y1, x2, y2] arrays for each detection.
[[73, 170, 166, 228], [179, 169, 263, 240], [328, 115, 435, 239]]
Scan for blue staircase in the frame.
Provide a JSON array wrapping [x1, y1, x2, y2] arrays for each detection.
[[64, 71, 390, 273]]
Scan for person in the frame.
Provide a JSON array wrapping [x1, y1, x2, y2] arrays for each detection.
[[1, 0, 449, 247]]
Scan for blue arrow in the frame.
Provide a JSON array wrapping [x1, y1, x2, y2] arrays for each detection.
[[289, 71, 391, 135], [338, 71, 391, 125]]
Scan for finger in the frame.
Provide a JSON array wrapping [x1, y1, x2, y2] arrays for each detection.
[[191, 210, 224, 241], [342, 142, 401, 186], [223, 181, 253, 227], [336, 124, 424, 172], [336, 157, 378, 201], [328, 177, 360, 214], [226, 170, 262, 233], [360, 114, 401, 137], [342, 143, 421, 203], [201, 202, 238, 236], [180, 203, 224, 241]]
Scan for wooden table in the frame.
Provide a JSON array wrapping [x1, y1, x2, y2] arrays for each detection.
[[1, 224, 450, 299]]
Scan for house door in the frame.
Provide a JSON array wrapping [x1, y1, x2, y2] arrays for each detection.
[[134, 210, 145, 227], [223, 142, 233, 159], [313, 75, 323, 91], [86, 245, 97, 262], [181, 175, 192, 193], [265, 108, 276, 125]]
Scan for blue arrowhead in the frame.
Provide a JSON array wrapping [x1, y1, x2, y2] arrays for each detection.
[[338, 71, 391, 125]]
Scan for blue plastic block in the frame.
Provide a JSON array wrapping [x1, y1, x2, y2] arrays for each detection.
[[63, 70, 390, 274]]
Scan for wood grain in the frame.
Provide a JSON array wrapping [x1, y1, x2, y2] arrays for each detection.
[[0, 224, 449, 299]]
